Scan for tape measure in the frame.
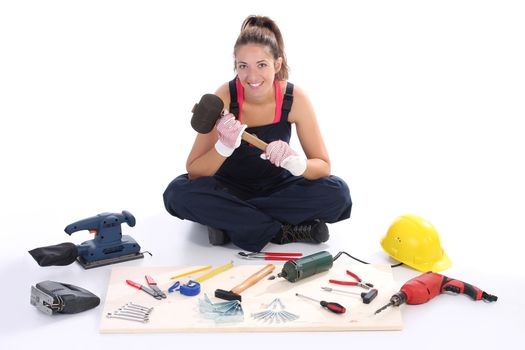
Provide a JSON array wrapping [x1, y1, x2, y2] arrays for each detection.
[[167, 262, 233, 297], [168, 280, 201, 296]]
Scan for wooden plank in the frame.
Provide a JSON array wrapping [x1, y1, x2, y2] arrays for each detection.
[[99, 263, 403, 333]]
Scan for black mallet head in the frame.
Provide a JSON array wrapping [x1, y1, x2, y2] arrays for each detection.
[[191, 94, 224, 134], [215, 289, 241, 302]]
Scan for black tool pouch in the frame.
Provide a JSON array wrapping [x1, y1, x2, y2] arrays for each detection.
[[31, 281, 100, 314], [28, 242, 78, 266]]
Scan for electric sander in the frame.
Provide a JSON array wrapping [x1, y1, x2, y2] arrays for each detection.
[[29, 210, 144, 269]]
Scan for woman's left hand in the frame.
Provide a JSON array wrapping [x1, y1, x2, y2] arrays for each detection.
[[261, 140, 307, 176]]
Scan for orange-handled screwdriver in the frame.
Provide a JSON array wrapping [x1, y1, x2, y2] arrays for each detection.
[[295, 293, 346, 314]]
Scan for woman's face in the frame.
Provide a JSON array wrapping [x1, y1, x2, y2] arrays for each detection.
[[235, 43, 282, 99]]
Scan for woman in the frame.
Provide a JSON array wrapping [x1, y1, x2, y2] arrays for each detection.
[[163, 15, 352, 252]]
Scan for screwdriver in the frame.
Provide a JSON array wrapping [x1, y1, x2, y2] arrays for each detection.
[[295, 293, 346, 314], [321, 286, 378, 304]]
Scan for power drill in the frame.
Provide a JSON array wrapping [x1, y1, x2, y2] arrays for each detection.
[[374, 272, 498, 314]]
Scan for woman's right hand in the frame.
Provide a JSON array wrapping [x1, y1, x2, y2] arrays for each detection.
[[214, 113, 247, 157]]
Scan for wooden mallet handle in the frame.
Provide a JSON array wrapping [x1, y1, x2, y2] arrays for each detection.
[[231, 264, 275, 295], [241, 132, 267, 151]]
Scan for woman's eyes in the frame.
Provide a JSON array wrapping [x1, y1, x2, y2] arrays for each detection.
[[237, 63, 268, 69]]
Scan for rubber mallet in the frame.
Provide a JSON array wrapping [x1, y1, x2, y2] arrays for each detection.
[[191, 94, 268, 151], [215, 264, 275, 301]]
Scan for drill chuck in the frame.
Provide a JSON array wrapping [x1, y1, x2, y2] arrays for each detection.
[[390, 292, 407, 307], [374, 292, 407, 314], [278, 251, 333, 282]]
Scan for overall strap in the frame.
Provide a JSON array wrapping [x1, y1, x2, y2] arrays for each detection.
[[228, 79, 240, 118], [281, 82, 294, 122], [229, 78, 294, 122]]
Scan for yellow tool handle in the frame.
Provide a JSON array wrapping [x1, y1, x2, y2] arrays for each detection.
[[195, 261, 234, 283], [231, 264, 275, 294]]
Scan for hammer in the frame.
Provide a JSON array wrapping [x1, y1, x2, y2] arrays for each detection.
[[191, 94, 268, 151], [215, 264, 275, 301]]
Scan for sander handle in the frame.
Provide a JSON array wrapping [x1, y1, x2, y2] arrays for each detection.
[[231, 264, 275, 294]]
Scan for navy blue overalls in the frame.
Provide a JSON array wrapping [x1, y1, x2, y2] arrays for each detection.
[[163, 78, 352, 252]]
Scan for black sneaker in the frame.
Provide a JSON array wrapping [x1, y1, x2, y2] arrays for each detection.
[[207, 227, 231, 246], [271, 219, 329, 245]]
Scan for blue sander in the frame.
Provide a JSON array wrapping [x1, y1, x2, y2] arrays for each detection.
[[29, 210, 144, 269]]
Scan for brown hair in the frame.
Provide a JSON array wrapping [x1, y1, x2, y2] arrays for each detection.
[[234, 15, 289, 81]]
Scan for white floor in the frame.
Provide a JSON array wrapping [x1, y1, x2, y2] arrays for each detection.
[[1, 1, 524, 349]]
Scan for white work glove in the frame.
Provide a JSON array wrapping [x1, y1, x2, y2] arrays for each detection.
[[261, 140, 307, 176], [214, 111, 247, 157]]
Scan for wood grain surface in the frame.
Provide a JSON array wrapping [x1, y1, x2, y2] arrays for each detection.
[[99, 262, 403, 333]]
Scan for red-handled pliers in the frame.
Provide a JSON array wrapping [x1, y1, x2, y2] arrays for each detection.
[[238, 251, 303, 261], [329, 270, 374, 289], [126, 275, 167, 300], [126, 279, 163, 300]]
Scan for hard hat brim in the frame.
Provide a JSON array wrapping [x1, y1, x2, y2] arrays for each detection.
[[403, 250, 452, 272], [428, 250, 452, 272]]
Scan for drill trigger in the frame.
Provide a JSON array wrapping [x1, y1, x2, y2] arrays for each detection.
[[443, 285, 461, 295]]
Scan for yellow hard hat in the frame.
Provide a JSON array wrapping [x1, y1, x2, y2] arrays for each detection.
[[380, 214, 452, 272]]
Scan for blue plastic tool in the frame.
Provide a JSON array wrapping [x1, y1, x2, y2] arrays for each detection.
[[168, 280, 201, 296]]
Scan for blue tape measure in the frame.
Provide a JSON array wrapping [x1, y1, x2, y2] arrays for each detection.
[[168, 280, 201, 296]]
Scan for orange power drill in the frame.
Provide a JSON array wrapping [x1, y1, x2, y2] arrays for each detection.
[[374, 272, 498, 314]]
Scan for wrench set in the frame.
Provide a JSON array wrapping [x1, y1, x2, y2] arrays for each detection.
[[106, 302, 153, 323]]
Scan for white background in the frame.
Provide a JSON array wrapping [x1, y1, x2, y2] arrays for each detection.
[[1, 0, 524, 348]]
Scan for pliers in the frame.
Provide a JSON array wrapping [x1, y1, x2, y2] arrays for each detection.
[[238, 251, 303, 261], [329, 270, 374, 289], [126, 275, 167, 300]]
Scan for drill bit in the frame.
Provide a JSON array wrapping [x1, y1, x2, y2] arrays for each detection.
[[374, 293, 406, 314], [374, 301, 394, 314]]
